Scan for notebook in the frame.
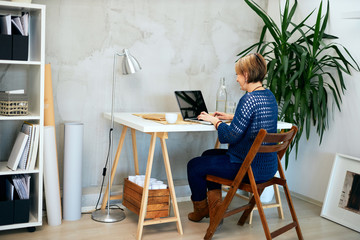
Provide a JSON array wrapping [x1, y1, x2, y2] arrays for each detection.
[[7, 132, 29, 171], [18, 122, 33, 170], [174, 90, 212, 125]]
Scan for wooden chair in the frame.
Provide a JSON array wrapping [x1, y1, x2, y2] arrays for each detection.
[[204, 126, 303, 240]]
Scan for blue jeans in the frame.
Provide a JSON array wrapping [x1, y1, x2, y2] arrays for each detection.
[[187, 149, 242, 201]]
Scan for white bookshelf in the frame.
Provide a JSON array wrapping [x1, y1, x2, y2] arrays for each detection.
[[0, 1, 45, 232]]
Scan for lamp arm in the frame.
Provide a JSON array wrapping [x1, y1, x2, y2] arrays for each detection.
[[111, 49, 128, 129], [111, 53, 118, 131], [108, 51, 124, 214]]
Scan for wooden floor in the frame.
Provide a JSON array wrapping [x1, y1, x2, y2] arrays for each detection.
[[0, 194, 359, 240]]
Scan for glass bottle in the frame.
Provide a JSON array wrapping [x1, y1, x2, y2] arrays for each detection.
[[216, 77, 227, 112]]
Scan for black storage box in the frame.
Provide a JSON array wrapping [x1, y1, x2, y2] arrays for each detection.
[[0, 200, 14, 225], [12, 35, 28, 61], [14, 199, 30, 223], [0, 34, 12, 60], [0, 176, 30, 225]]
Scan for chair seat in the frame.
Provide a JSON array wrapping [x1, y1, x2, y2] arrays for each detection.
[[206, 175, 287, 192]]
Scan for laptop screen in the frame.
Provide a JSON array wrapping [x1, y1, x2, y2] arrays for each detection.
[[175, 91, 208, 119]]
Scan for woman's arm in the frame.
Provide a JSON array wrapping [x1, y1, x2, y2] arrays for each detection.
[[197, 112, 219, 125], [217, 95, 254, 144], [213, 112, 234, 120]]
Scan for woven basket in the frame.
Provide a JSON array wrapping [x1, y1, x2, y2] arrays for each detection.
[[0, 93, 28, 116]]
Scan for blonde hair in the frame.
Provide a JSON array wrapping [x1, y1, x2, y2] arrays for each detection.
[[235, 53, 267, 83]]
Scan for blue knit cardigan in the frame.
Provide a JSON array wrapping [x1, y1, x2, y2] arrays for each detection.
[[217, 89, 278, 182]]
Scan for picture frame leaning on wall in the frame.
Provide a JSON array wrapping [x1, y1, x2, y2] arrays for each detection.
[[321, 153, 360, 232]]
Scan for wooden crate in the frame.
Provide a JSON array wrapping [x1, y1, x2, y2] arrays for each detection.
[[123, 178, 170, 219]]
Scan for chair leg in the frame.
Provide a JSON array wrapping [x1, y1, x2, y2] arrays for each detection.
[[282, 184, 304, 240], [238, 194, 256, 225], [238, 188, 264, 225], [204, 202, 225, 240], [204, 189, 236, 240]]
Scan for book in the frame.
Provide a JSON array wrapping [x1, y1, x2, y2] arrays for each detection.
[[18, 122, 33, 170], [27, 124, 40, 170], [7, 132, 29, 171]]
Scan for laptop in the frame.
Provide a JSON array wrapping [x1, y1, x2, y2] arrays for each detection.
[[174, 90, 212, 125]]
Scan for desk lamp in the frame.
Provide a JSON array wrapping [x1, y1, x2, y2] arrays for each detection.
[[92, 48, 141, 223]]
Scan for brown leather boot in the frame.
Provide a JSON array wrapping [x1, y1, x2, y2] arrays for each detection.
[[207, 189, 223, 226], [188, 198, 209, 222]]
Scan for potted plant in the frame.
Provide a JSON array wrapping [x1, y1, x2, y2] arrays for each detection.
[[238, 0, 359, 168]]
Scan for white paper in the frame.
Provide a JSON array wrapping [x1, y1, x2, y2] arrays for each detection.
[[0, 14, 11, 35], [11, 17, 24, 36], [63, 122, 83, 221], [43, 126, 62, 226], [20, 13, 29, 36]]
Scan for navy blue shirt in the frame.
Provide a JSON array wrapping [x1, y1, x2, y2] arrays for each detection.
[[217, 89, 278, 182]]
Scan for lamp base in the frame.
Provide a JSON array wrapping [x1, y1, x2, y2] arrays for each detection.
[[91, 208, 126, 223]]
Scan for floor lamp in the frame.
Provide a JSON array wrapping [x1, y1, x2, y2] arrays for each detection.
[[92, 49, 141, 223]]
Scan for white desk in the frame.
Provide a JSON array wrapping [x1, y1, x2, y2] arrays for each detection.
[[101, 112, 292, 239]]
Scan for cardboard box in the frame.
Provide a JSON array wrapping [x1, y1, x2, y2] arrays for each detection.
[[123, 178, 170, 219]]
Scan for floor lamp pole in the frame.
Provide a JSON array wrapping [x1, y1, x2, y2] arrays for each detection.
[[91, 52, 126, 223]]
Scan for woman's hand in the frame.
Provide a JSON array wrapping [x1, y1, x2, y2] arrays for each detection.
[[197, 112, 219, 125], [213, 112, 234, 121]]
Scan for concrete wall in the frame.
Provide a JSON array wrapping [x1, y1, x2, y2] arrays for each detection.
[[33, 0, 360, 206], [32, 0, 267, 196]]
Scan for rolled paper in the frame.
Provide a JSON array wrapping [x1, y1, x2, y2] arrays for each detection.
[[44, 64, 56, 127], [43, 126, 62, 226], [62, 122, 84, 221]]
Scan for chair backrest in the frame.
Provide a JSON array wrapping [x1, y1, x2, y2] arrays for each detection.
[[259, 126, 298, 160], [230, 126, 298, 189], [242, 126, 298, 167]]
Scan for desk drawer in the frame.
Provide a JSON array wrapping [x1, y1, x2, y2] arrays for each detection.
[[123, 178, 170, 219]]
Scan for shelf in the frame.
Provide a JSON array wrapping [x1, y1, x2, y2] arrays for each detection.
[[0, 0, 44, 11], [0, 113, 41, 121], [0, 1, 45, 232], [0, 60, 41, 65], [0, 162, 39, 175], [0, 212, 42, 231]]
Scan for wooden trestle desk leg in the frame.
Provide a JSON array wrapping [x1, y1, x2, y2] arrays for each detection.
[[137, 133, 157, 240], [136, 132, 183, 240], [101, 126, 128, 210], [214, 137, 221, 149], [160, 137, 183, 235], [131, 128, 140, 175]]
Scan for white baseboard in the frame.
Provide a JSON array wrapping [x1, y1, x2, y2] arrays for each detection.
[[285, 190, 323, 207], [77, 181, 322, 213]]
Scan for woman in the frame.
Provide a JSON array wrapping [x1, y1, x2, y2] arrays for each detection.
[[187, 53, 278, 222]]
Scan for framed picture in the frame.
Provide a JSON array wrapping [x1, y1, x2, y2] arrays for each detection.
[[321, 153, 360, 232]]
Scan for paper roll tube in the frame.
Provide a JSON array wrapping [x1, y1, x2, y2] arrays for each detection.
[[44, 64, 56, 127], [63, 122, 83, 221], [43, 126, 62, 226]]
